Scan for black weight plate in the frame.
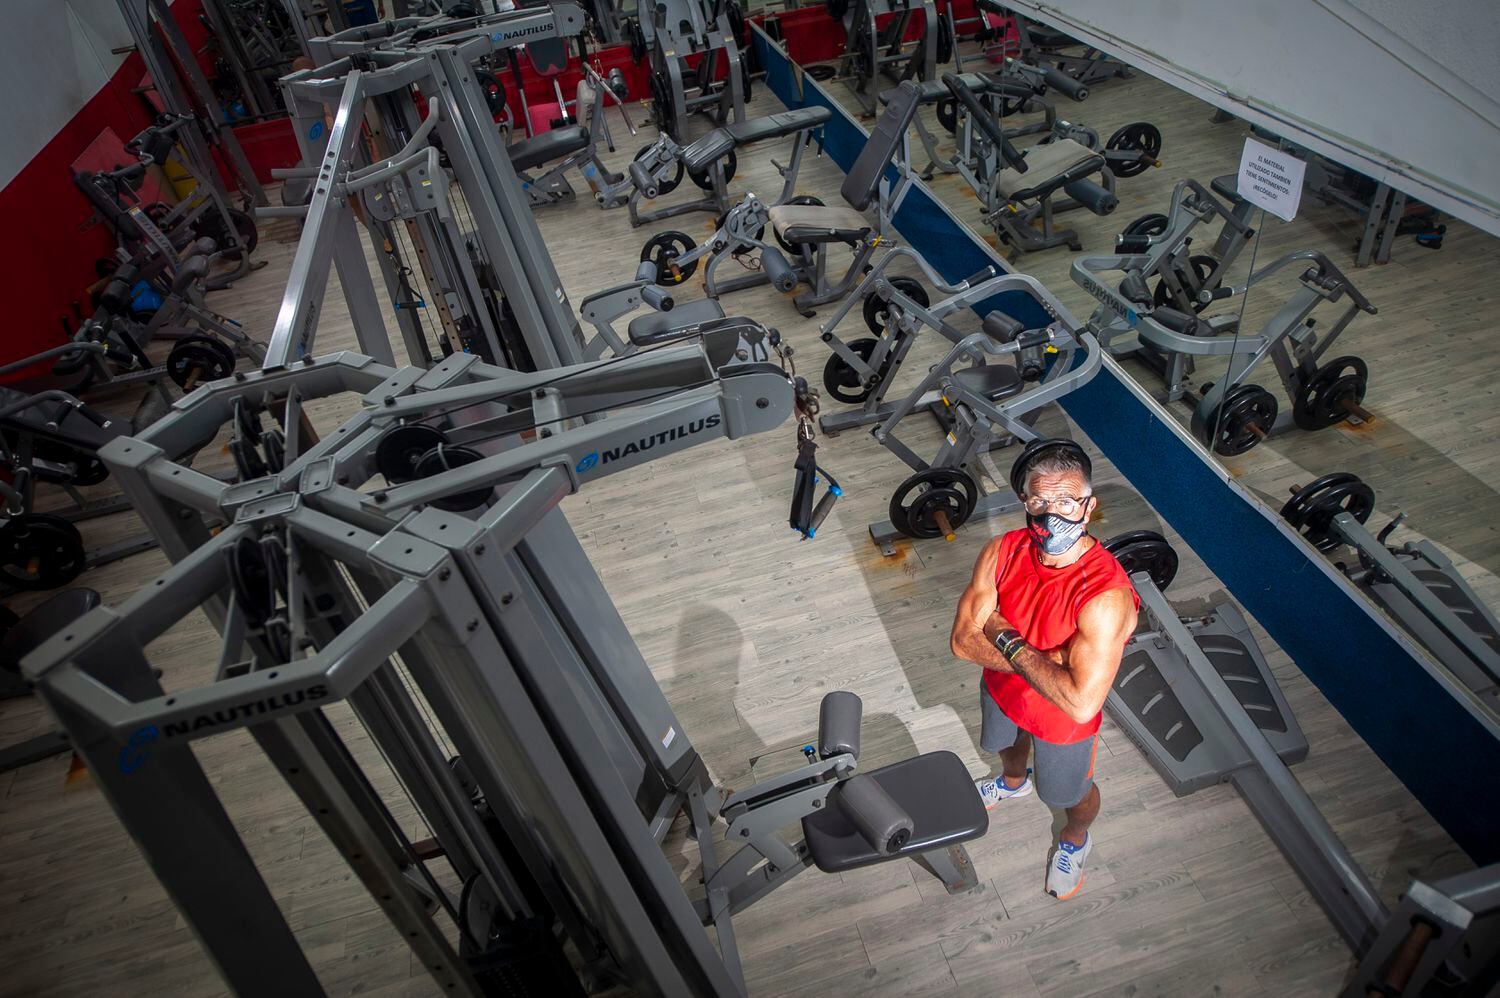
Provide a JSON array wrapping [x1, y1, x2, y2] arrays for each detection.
[[1280, 473, 1375, 551], [1197, 383, 1277, 456], [474, 69, 506, 116], [228, 533, 277, 622], [167, 334, 236, 389], [1105, 122, 1162, 179], [1292, 356, 1368, 431], [822, 337, 879, 404], [0, 514, 86, 591], [1103, 530, 1178, 591], [774, 195, 824, 255], [689, 149, 736, 191], [935, 97, 957, 134], [413, 445, 492, 512], [1152, 254, 1219, 312], [376, 424, 449, 484], [862, 276, 931, 334], [640, 231, 698, 286], [1121, 213, 1169, 239], [634, 145, 683, 196], [889, 468, 978, 539]]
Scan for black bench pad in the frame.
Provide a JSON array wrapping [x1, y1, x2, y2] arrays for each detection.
[[682, 107, 832, 174], [879, 72, 994, 106], [508, 125, 590, 172], [954, 363, 1024, 401], [802, 750, 988, 873], [1211, 173, 1247, 205]]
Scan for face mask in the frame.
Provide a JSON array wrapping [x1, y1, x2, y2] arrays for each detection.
[[1026, 509, 1088, 556]]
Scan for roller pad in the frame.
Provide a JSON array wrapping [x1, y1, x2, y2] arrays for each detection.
[[1064, 177, 1117, 216], [818, 690, 862, 759], [629, 159, 658, 198], [1042, 66, 1088, 101], [981, 310, 1023, 342], [835, 774, 913, 855], [760, 247, 798, 293]]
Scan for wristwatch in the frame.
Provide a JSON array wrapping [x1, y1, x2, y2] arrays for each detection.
[[994, 628, 1025, 661]]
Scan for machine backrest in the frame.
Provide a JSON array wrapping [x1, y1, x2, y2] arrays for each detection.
[[841, 82, 923, 212]]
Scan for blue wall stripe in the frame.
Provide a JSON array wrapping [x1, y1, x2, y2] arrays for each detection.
[[753, 25, 1500, 863]]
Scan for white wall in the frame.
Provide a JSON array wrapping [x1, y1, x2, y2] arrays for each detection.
[[1002, 0, 1500, 235], [0, 0, 136, 189]]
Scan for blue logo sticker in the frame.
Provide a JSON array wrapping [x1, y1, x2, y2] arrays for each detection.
[[308, 120, 325, 141], [119, 725, 160, 774], [576, 452, 599, 473]]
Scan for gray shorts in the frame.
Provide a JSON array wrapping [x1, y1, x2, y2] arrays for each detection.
[[980, 689, 1098, 808]]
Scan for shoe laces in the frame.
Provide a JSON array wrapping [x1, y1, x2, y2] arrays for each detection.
[[1055, 852, 1073, 874]]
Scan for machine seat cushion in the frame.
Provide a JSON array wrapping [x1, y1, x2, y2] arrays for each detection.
[[508, 126, 590, 172], [802, 751, 987, 873], [768, 204, 872, 244], [627, 298, 726, 346], [995, 138, 1101, 198], [1211, 173, 1246, 205], [682, 108, 832, 174], [880, 73, 993, 105], [953, 363, 1024, 401]]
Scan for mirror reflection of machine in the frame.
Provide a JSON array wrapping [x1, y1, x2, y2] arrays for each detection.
[[626, 0, 748, 140]]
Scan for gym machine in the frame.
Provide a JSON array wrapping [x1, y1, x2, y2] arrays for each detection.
[[942, 74, 1161, 255], [627, 0, 748, 141], [21, 327, 987, 996], [974, 1, 1130, 93], [269, 7, 593, 372], [508, 62, 640, 209], [640, 80, 925, 318], [1281, 473, 1500, 714], [116, 0, 268, 282], [1073, 245, 1378, 455], [847, 272, 1102, 552], [827, 0, 950, 116], [1105, 530, 1500, 995]]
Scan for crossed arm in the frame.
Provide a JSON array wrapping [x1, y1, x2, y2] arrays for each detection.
[[949, 537, 1138, 724]]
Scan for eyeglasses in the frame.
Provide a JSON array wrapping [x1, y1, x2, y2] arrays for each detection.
[[1022, 494, 1090, 517]]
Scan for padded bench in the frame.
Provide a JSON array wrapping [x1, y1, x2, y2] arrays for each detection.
[[626, 298, 726, 346], [680, 106, 833, 176], [878, 72, 994, 106], [995, 137, 1102, 198], [1211, 173, 1247, 206], [801, 750, 988, 874], [508, 125, 591, 173]]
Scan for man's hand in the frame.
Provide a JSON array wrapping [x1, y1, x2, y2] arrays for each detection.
[[1005, 588, 1137, 723]]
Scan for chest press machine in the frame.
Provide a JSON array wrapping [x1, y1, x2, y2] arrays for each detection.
[[21, 326, 987, 997], [1103, 530, 1500, 995], [628, 0, 748, 142], [1073, 245, 1377, 457]]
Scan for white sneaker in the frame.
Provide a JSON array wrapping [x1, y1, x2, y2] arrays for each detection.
[[974, 770, 1034, 810], [1046, 834, 1092, 900]]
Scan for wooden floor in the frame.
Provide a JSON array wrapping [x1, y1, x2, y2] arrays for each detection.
[[1, 45, 1494, 998]]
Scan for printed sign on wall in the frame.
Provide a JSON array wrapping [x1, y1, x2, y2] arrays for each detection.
[[1237, 137, 1307, 221]]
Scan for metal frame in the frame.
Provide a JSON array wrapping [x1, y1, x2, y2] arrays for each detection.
[[640, 0, 747, 140], [838, 0, 941, 116]]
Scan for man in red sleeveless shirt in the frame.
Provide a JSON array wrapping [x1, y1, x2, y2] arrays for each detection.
[[949, 439, 1138, 900]]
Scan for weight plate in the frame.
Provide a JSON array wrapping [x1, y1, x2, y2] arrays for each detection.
[[376, 424, 449, 484], [650, 72, 674, 138], [1292, 356, 1368, 431], [1194, 383, 1277, 456], [935, 97, 958, 135], [1152, 254, 1220, 313], [1103, 529, 1178, 591], [822, 337, 880, 404], [0, 514, 86, 592], [634, 145, 683, 196], [1121, 213, 1168, 239], [640, 231, 698, 286], [862, 276, 930, 334], [474, 69, 506, 117], [228, 533, 280, 623], [1280, 472, 1375, 551], [774, 195, 824, 255], [888, 468, 978, 539], [628, 18, 647, 64], [413, 445, 492, 512], [167, 334, 236, 389], [1105, 122, 1162, 179], [689, 149, 736, 191]]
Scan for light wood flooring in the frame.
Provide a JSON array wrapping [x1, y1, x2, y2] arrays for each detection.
[[1, 50, 1495, 997]]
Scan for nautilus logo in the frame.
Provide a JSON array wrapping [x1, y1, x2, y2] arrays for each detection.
[[576, 452, 599, 473]]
